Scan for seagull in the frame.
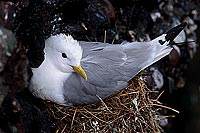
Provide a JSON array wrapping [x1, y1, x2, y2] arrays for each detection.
[[29, 22, 186, 106]]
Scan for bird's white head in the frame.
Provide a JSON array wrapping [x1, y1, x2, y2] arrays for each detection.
[[44, 34, 87, 80]]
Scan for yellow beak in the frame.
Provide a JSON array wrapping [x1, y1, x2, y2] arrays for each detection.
[[72, 65, 87, 80]]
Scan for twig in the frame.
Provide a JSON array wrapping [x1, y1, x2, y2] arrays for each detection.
[[71, 108, 77, 129], [139, 103, 179, 113], [85, 35, 92, 42], [112, 37, 115, 44], [61, 123, 68, 133], [96, 95, 113, 114], [81, 22, 88, 30], [83, 108, 110, 124], [156, 91, 164, 101], [104, 30, 107, 43]]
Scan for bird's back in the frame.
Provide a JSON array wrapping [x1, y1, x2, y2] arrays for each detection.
[[63, 23, 186, 105], [62, 36, 171, 105]]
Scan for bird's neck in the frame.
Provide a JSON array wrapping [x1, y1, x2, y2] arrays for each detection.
[[29, 59, 71, 104]]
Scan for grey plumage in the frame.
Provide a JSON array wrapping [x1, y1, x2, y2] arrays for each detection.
[[63, 23, 186, 105], [29, 22, 186, 106], [63, 35, 171, 105]]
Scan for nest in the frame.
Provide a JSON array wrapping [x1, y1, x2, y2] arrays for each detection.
[[46, 76, 178, 133]]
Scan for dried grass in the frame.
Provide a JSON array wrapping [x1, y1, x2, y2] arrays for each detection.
[[46, 76, 177, 133]]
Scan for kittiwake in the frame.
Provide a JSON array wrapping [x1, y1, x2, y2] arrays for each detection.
[[29, 22, 186, 106]]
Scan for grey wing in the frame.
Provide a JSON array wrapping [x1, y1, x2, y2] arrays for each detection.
[[63, 73, 128, 105], [63, 41, 146, 105], [80, 41, 158, 87]]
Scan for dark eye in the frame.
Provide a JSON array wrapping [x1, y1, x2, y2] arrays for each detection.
[[61, 53, 67, 58]]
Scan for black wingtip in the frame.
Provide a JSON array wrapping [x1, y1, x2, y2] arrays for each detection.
[[165, 22, 187, 43]]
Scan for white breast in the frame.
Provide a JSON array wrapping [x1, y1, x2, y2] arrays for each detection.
[[29, 60, 71, 105]]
